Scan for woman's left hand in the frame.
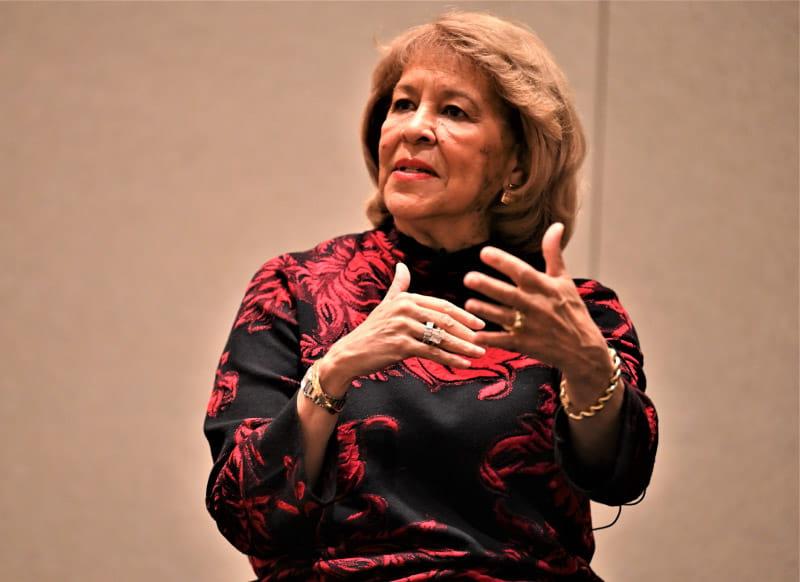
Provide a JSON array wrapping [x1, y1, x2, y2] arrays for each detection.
[[463, 223, 613, 405]]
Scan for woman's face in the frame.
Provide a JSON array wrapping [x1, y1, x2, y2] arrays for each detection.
[[377, 53, 520, 240]]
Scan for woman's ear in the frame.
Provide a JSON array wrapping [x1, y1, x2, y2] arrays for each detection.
[[509, 166, 526, 187], [506, 142, 528, 187]]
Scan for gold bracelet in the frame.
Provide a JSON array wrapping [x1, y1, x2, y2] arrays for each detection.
[[559, 346, 622, 421], [300, 360, 347, 414]]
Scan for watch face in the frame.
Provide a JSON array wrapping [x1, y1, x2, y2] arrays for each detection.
[[301, 368, 314, 395]]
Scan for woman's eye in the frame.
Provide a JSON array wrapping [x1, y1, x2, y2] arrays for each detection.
[[442, 105, 467, 119], [391, 98, 414, 112]]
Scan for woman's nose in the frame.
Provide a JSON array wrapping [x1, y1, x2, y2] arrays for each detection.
[[401, 107, 436, 144]]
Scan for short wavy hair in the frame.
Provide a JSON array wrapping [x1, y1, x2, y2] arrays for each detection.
[[361, 11, 587, 255]]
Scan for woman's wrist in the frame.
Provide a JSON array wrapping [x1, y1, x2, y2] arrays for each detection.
[[316, 350, 353, 399], [562, 344, 616, 409]]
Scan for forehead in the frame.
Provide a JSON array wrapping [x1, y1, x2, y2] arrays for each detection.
[[395, 50, 497, 100]]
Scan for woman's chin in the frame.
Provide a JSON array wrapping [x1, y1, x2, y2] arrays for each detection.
[[385, 196, 436, 222]]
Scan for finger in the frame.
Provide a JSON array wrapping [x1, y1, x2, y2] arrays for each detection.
[[410, 319, 486, 359], [477, 246, 547, 290], [410, 293, 486, 330], [473, 330, 522, 352], [411, 342, 475, 369], [384, 262, 410, 301], [541, 222, 567, 277], [464, 298, 518, 329], [463, 271, 526, 310]]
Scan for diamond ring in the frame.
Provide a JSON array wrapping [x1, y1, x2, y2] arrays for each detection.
[[421, 321, 444, 346]]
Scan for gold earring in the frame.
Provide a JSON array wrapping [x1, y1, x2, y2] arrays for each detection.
[[500, 183, 518, 205]]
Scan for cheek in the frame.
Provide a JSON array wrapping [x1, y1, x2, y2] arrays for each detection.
[[475, 146, 507, 196], [377, 123, 400, 163], [480, 135, 512, 178], [376, 130, 396, 186], [436, 120, 455, 142]]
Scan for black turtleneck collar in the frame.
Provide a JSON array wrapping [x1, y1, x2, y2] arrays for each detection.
[[379, 221, 545, 328], [380, 220, 544, 274], [387, 223, 494, 271]]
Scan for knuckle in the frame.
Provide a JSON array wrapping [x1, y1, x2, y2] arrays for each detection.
[[398, 316, 417, 332], [414, 343, 433, 358], [400, 336, 416, 353], [391, 294, 408, 309], [521, 272, 538, 288], [396, 298, 414, 314]]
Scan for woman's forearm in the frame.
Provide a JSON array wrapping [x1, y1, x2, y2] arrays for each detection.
[[564, 378, 625, 468], [562, 348, 625, 469], [295, 353, 352, 487]]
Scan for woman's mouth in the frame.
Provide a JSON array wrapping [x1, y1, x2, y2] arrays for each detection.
[[392, 168, 437, 181], [392, 159, 438, 180]]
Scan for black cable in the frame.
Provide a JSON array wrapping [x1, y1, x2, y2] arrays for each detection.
[[592, 505, 622, 531], [591, 489, 648, 531]]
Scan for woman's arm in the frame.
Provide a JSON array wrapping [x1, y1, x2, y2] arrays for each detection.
[[204, 256, 334, 563], [463, 223, 658, 503], [560, 343, 626, 469], [553, 278, 658, 504], [206, 257, 487, 559], [295, 261, 486, 487]]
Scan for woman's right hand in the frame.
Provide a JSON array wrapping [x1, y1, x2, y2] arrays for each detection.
[[316, 262, 487, 397]]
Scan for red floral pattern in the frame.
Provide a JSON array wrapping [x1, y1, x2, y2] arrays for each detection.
[[294, 234, 396, 359], [207, 351, 239, 417], [403, 347, 546, 400], [235, 255, 298, 333]]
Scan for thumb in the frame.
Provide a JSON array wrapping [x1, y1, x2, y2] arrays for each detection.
[[542, 222, 567, 277], [384, 262, 410, 300]]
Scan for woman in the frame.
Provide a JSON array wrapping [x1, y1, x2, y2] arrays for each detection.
[[204, 11, 658, 581]]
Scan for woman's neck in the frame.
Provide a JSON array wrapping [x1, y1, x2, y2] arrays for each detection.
[[393, 216, 490, 253]]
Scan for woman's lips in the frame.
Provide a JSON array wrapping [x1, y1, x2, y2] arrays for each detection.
[[392, 158, 438, 181], [392, 169, 437, 181]]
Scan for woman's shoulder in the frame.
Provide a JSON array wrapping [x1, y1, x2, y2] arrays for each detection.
[[249, 226, 395, 284], [291, 225, 395, 262]]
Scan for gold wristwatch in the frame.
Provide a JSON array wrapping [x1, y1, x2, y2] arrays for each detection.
[[300, 361, 346, 414]]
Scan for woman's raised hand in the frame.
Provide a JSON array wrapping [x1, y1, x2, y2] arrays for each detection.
[[463, 223, 613, 395], [317, 262, 487, 396]]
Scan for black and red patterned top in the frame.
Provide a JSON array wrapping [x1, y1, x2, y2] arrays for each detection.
[[203, 222, 658, 581]]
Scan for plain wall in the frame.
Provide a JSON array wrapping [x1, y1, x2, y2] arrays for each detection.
[[0, 2, 797, 580]]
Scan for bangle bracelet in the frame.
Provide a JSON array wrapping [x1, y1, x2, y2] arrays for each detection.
[[300, 360, 347, 414], [559, 346, 622, 421]]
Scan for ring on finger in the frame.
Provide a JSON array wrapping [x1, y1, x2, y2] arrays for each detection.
[[501, 309, 526, 333], [421, 321, 444, 346]]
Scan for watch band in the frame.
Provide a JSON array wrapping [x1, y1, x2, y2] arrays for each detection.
[[301, 360, 346, 414]]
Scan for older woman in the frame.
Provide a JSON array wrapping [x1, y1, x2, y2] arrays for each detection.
[[204, 11, 658, 581]]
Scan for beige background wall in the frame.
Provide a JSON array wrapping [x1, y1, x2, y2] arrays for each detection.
[[1, 2, 797, 580]]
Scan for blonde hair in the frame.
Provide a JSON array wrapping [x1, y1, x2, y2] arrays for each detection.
[[361, 11, 587, 254]]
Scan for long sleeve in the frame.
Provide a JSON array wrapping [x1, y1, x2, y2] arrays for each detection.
[[204, 228, 659, 580], [203, 256, 339, 566], [553, 279, 659, 506]]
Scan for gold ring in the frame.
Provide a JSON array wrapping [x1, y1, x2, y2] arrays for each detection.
[[502, 309, 526, 333]]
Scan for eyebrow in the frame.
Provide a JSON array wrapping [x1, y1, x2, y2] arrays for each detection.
[[394, 83, 481, 111]]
